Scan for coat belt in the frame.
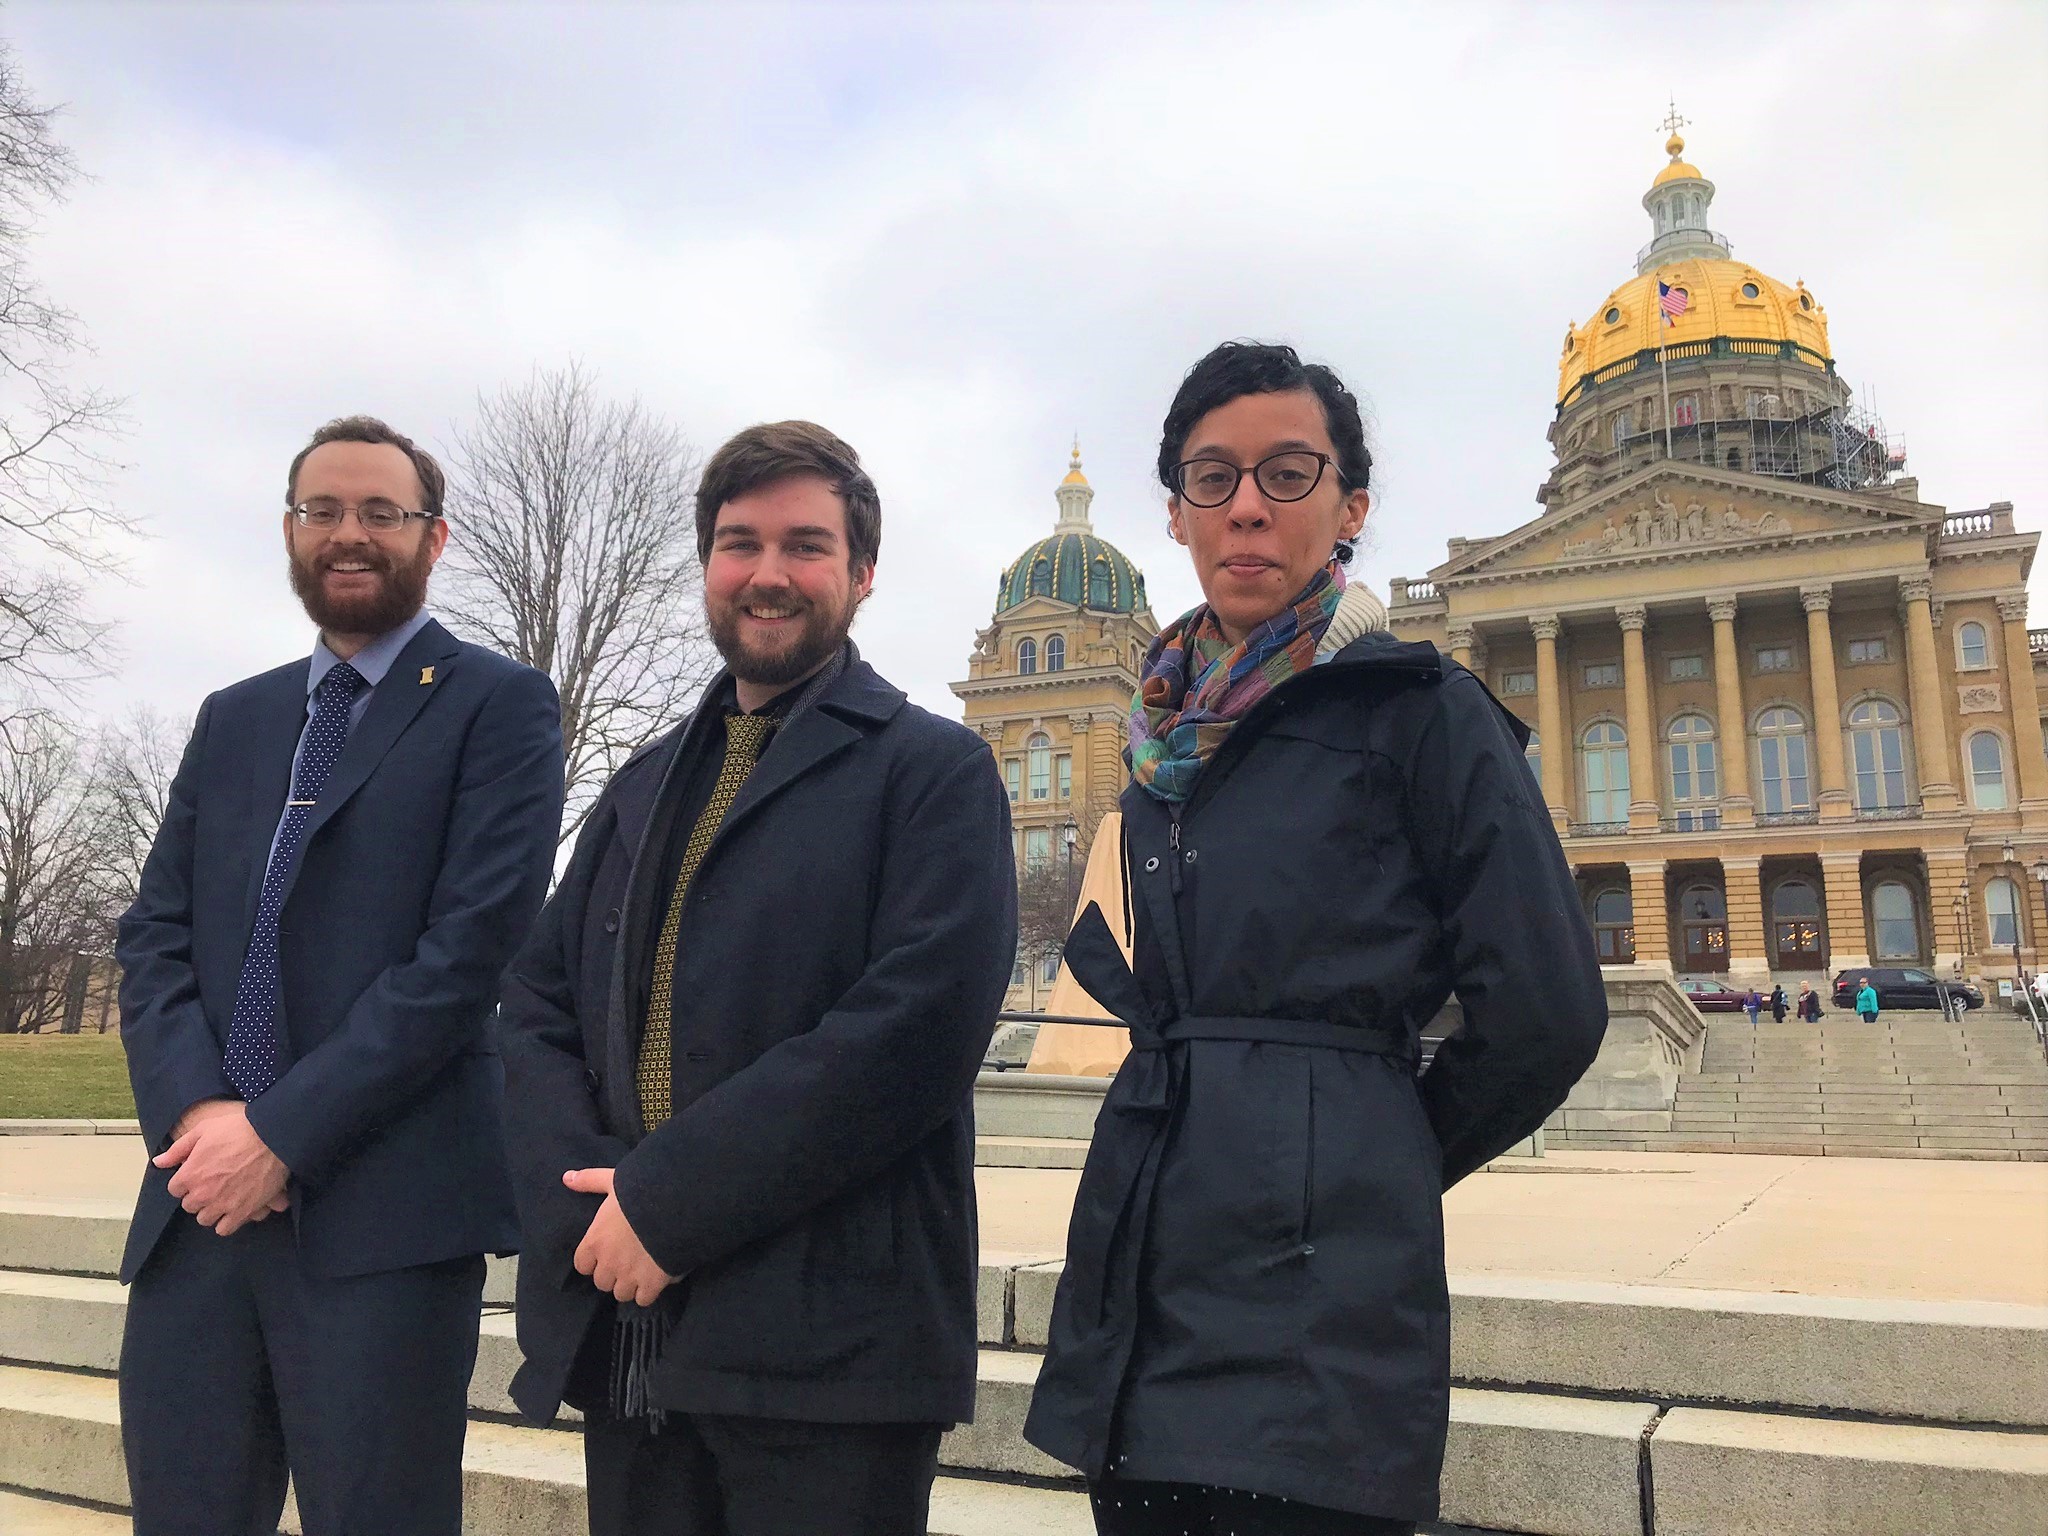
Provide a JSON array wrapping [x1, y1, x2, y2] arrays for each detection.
[[1048, 903, 1416, 1470]]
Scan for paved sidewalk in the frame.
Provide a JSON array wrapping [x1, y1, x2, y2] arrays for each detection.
[[9, 1136, 2045, 1307]]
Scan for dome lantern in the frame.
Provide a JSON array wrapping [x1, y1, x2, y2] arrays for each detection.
[[1638, 110, 1729, 273], [1055, 439, 1094, 531]]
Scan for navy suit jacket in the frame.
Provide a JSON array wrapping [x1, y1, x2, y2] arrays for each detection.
[[116, 618, 565, 1282]]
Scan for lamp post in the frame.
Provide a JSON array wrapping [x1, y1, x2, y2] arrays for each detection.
[[2004, 840, 2023, 994], [1061, 818, 1080, 916]]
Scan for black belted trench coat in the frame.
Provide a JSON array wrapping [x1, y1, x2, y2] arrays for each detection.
[[1022, 634, 1607, 1522]]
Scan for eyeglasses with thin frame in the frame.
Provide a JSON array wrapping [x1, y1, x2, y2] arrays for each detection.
[[290, 499, 440, 534], [1171, 450, 1335, 509]]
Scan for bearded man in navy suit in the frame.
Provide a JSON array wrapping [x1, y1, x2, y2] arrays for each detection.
[[115, 416, 565, 1535]]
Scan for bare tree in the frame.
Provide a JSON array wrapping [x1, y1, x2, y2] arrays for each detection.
[[82, 704, 184, 923], [0, 712, 110, 1032], [0, 44, 130, 721], [438, 364, 716, 843]]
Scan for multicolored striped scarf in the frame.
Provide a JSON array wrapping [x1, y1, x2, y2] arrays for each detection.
[[1127, 561, 1346, 802]]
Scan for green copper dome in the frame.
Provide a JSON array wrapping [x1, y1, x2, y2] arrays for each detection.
[[997, 531, 1147, 615]]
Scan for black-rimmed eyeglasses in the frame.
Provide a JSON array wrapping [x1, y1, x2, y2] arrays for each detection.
[[1171, 451, 1334, 509], [291, 499, 441, 533]]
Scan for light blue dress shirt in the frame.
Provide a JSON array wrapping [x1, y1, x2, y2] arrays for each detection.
[[265, 608, 435, 867]]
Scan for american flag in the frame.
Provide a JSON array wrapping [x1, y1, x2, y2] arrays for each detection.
[[1658, 280, 1690, 323]]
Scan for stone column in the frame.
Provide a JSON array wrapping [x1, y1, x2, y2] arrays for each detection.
[[1821, 852, 1870, 974], [1997, 594, 2048, 811], [1617, 604, 1661, 831], [1627, 859, 1671, 971], [1926, 846, 1970, 973], [1532, 614, 1567, 828], [1900, 576, 1959, 813], [1722, 854, 1771, 988], [1447, 624, 1475, 670], [1707, 596, 1754, 827], [1803, 584, 1852, 820]]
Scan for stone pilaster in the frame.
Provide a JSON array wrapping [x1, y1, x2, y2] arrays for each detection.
[[1821, 852, 1870, 974], [1722, 854, 1771, 988], [1707, 596, 1754, 826], [1531, 613, 1567, 829], [1617, 604, 1660, 831], [1627, 859, 1671, 971], [1803, 584, 1853, 820], [1996, 593, 2048, 813], [1900, 576, 1959, 813]]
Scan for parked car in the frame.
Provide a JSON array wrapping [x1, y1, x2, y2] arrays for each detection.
[[1831, 968, 1983, 1012], [1679, 977, 1746, 1012]]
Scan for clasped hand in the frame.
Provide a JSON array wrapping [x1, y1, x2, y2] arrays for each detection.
[[565, 1167, 674, 1307], [155, 1099, 291, 1236]]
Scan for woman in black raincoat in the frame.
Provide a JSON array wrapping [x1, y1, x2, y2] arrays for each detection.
[[1023, 342, 1608, 1534]]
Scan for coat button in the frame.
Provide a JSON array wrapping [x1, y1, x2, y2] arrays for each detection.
[[1184, 849, 1197, 863], [1144, 857, 1160, 872], [603, 907, 620, 934]]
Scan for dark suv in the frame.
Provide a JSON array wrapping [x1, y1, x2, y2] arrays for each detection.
[[1832, 968, 1983, 1012]]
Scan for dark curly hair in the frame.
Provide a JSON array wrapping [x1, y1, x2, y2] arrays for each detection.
[[1157, 340, 1373, 503]]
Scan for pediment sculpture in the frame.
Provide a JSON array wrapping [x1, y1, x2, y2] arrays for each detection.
[[1558, 491, 1787, 560]]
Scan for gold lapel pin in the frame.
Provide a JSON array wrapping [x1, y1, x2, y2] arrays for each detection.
[[420, 666, 435, 685]]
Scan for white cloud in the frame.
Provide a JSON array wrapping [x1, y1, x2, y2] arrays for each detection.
[[6, 0, 2043, 731]]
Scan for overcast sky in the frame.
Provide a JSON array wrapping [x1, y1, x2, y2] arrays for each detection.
[[10, 0, 2046, 729]]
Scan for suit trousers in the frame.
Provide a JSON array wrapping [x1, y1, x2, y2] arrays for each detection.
[[583, 1407, 944, 1536], [119, 1209, 484, 1536]]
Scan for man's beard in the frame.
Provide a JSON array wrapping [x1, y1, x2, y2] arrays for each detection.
[[706, 583, 860, 691], [288, 538, 434, 637]]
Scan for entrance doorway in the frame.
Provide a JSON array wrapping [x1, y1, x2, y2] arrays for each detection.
[[1678, 884, 1729, 972], [1590, 887, 1635, 965], [1771, 879, 1825, 970]]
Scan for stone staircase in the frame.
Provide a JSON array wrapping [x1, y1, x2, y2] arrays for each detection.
[[1548, 1007, 2048, 1158], [2, 1202, 2045, 1534]]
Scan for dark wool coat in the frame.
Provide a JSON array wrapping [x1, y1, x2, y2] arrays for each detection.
[[1023, 635, 1607, 1522], [497, 653, 1017, 1426]]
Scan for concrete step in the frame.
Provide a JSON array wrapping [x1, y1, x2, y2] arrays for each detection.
[[1650, 1406, 2048, 1536], [0, 1490, 131, 1534], [0, 1363, 1097, 1536]]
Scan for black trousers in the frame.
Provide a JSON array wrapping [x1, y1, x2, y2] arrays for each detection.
[[1089, 1477, 1416, 1536], [583, 1408, 943, 1536], [119, 1210, 484, 1536]]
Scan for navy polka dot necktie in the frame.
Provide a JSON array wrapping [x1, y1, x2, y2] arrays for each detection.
[[225, 662, 367, 1101]]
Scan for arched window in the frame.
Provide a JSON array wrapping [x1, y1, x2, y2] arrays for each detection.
[[1044, 635, 1065, 673], [1771, 880, 1824, 969], [1582, 722, 1630, 824], [1968, 732, 2008, 810], [1958, 621, 1990, 670], [1987, 877, 2022, 949], [1016, 637, 1037, 675], [1679, 884, 1728, 972], [1667, 714, 1719, 829], [1590, 887, 1635, 964], [1848, 699, 1909, 809], [1756, 707, 1811, 814], [1871, 880, 1920, 960], [1026, 732, 1052, 801], [1089, 559, 1113, 608], [1028, 558, 1053, 597]]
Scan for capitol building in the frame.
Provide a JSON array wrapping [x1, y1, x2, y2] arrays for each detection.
[[1388, 128, 2042, 991]]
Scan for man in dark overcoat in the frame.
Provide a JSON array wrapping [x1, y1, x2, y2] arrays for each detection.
[[498, 420, 1016, 1536], [116, 415, 565, 1534]]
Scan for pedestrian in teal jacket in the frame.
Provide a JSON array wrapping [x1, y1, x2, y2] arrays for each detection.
[[1855, 978, 1880, 1022]]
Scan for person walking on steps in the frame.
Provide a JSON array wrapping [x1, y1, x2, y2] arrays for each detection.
[[1796, 982, 1821, 1023], [1744, 989, 1762, 1026], [1770, 984, 1788, 1023], [1022, 341, 1608, 1536], [1857, 977, 1881, 1023]]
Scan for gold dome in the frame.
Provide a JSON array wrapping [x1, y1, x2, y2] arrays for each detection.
[[1061, 440, 1089, 487], [1558, 260, 1832, 404], [1653, 129, 1701, 185]]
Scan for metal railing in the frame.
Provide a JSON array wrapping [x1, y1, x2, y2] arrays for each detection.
[[1755, 809, 1820, 827], [1637, 230, 1734, 268], [1568, 820, 1630, 838], [1854, 804, 1922, 821], [1659, 814, 1723, 833], [1558, 334, 1831, 410]]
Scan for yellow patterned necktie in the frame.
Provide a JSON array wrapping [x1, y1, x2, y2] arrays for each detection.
[[637, 712, 777, 1129]]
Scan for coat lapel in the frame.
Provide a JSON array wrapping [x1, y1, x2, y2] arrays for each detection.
[[276, 620, 464, 911]]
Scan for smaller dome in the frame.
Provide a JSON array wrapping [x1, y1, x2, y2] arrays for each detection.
[[997, 532, 1148, 616], [1061, 441, 1089, 487], [1653, 129, 1701, 185]]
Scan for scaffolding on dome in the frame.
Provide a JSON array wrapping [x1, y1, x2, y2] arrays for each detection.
[[1618, 398, 1904, 492]]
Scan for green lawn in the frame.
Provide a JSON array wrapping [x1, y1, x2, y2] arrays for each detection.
[[0, 1034, 138, 1120]]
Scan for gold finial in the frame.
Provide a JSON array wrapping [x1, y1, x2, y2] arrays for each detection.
[[1070, 435, 1082, 471], [1660, 97, 1688, 159]]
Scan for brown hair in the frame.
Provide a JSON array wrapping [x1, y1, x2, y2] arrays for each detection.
[[286, 415, 446, 520], [694, 420, 880, 570]]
